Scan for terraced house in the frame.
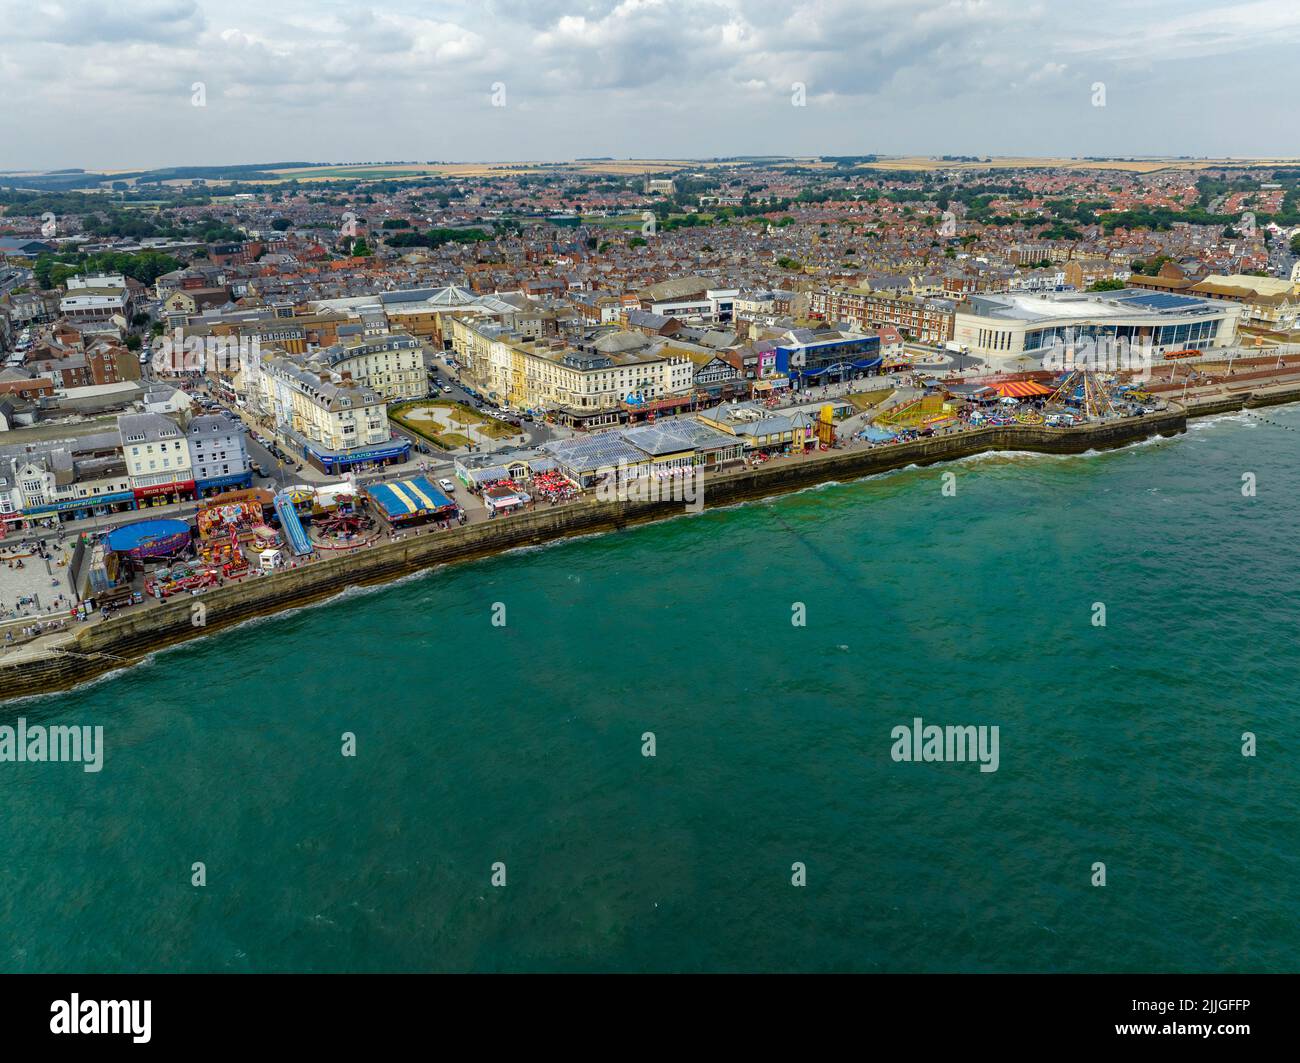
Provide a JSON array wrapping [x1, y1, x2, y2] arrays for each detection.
[[118, 412, 195, 506], [809, 286, 956, 344], [0, 430, 135, 527]]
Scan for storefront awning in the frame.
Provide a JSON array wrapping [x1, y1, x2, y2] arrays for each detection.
[[24, 490, 135, 515]]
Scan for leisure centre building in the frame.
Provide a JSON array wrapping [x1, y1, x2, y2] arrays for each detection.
[[952, 289, 1244, 368]]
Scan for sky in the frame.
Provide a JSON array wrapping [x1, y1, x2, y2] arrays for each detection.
[[1, 0, 1299, 171]]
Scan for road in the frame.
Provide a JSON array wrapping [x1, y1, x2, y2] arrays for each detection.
[[0, 266, 33, 297]]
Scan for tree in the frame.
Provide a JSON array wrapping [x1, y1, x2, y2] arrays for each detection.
[[1088, 278, 1126, 292], [1290, 233, 1300, 255], [271, 218, 292, 231]]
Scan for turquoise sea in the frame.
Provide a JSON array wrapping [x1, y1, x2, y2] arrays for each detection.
[[2, 408, 1298, 972]]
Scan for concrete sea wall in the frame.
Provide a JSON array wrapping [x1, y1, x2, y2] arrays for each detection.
[[0, 406, 1193, 704]]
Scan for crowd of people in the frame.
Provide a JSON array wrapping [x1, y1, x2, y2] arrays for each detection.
[[531, 470, 578, 502]]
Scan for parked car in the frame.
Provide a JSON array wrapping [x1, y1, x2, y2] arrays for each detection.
[[438, 478, 456, 494]]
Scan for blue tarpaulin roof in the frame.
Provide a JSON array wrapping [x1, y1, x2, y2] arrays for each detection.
[[104, 518, 191, 557], [364, 476, 455, 519]]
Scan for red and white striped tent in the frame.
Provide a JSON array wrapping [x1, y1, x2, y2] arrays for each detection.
[[992, 380, 1053, 398]]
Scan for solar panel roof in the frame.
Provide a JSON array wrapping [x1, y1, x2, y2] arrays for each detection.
[[1115, 292, 1204, 311]]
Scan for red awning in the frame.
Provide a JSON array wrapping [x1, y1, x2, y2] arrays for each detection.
[[133, 480, 195, 499]]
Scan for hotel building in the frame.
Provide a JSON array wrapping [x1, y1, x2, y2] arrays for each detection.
[[449, 317, 695, 428]]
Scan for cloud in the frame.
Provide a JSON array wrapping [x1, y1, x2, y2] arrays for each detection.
[[1063, 0, 1300, 62], [5, 0, 207, 45], [0, 0, 1294, 168]]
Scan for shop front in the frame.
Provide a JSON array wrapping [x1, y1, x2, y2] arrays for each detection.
[[196, 471, 255, 498], [133, 480, 197, 508], [22, 490, 138, 525], [304, 440, 411, 476]]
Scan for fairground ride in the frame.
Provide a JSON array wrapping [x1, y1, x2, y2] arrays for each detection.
[[1047, 368, 1118, 419]]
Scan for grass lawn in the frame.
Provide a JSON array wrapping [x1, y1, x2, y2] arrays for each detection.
[[478, 420, 520, 440], [390, 399, 520, 446], [846, 388, 894, 411]]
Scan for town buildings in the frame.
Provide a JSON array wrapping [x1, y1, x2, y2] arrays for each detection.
[[449, 315, 696, 427], [118, 412, 196, 507], [254, 351, 409, 474], [809, 287, 956, 345], [188, 413, 253, 496]]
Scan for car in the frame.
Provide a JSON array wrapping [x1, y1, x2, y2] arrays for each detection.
[[440, 385, 452, 394], [251, 463, 267, 476], [438, 478, 456, 493]]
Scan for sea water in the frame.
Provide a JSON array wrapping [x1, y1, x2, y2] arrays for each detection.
[[1, 408, 1297, 972]]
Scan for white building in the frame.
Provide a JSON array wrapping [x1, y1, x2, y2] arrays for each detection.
[[118, 412, 195, 503], [60, 273, 135, 326], [953, 289, 1243, 367], [315, 333, 426, 401], [188, 412, 253, 495]]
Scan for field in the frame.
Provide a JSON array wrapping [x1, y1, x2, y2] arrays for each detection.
[[260, 159, 706, 183], [20, 154, 1300, 195], [859, 156, 1300, 174]]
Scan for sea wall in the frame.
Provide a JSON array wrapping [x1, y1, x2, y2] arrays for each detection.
[[0, 408, 1187, 704], [1183, 380, 1300, 418]]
